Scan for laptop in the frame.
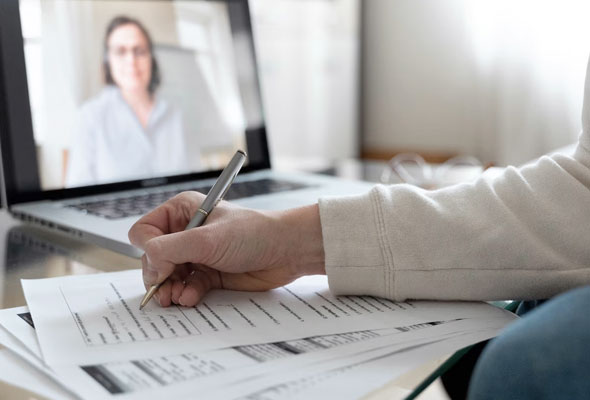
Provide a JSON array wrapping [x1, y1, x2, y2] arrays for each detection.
[[0, 0, 372, 258]]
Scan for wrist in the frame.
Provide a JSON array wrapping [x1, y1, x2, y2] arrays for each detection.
[[278, 204, 326, 277]]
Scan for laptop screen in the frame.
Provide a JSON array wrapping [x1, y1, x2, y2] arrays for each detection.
[[0, 0, 269, 203]]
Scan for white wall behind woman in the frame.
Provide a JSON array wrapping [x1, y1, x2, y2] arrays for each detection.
[[363, 0, 590, 166]]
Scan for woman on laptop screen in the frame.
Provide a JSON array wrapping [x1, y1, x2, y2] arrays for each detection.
[[66, 16, 195, 187]]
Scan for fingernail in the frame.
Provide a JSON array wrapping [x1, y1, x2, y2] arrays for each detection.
[[178, 295, 188, 307]]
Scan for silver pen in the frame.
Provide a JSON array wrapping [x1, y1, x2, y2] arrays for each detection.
[[139, 150, 247, 310]]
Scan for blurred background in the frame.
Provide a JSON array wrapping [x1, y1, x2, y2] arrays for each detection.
[[252, 0, 589, 169], [20, 0, 590, 184], [21, 0, 249, 188]]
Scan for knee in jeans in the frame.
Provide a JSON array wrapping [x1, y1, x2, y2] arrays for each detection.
[[475, 332, 528, 378], [467, 333, 535, 399]]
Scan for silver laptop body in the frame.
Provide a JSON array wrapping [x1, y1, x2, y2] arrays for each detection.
[[0, 0, 372, 258]]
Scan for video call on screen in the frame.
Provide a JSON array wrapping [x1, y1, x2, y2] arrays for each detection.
[[20, 0, 251, 190]]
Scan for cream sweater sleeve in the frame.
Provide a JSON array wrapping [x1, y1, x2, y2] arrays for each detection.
[[319, 61, 590, 302]]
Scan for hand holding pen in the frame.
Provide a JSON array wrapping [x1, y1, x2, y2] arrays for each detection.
[[139, 150, 247, 310], [128, 152, 326, 309]]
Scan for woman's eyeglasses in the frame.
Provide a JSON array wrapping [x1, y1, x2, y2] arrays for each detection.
[[108, 46, 150, 59]]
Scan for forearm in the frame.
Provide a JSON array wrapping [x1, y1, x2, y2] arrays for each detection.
[[279, 204, 326, 277], [319, 149, 590, 301]]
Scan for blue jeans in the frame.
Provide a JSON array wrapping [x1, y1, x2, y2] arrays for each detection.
[[468, 285, 590, 400]]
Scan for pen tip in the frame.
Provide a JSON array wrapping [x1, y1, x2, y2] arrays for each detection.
[[139, 304, 144, 311]]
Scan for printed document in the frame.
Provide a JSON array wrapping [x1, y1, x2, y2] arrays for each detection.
[[22, 270, 507, 366], [225, 327, 502, 400], [1, 300, 516, 400], [1, 305, 497, 400], [0, 346, 76, 400]]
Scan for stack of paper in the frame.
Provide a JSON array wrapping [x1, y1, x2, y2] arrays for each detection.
[[0, 270, 517, 399]]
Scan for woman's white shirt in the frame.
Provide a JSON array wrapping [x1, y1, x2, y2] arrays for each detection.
[[66, 86, 195, 187]]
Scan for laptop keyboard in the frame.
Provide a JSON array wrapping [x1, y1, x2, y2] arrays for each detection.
[[66, 178, 310, 220]]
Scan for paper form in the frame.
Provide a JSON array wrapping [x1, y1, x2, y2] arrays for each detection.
[[0, 307, 42, 358], [230, 328, 503, 400], [0, 305, 503, 400], [0, 346, 77, 400], [194, 315, 514, 399], [0, 315, 501, 400], [22, 270, 507, 366], [58, 321, 454, 399], [0, 321, 79, 400]]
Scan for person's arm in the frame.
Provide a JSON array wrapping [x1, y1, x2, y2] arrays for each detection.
[[66, 109, 97, 187], [129, 195, 324, 307], [321, 59, 590, 302], [321, 147, 590, 302], [129, 143, 590, 306], [131, 60, 590, 306], [168, 107, 193, 172]]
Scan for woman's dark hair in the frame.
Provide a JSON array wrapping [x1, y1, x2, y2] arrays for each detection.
[[103, 16, 161, 94]]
